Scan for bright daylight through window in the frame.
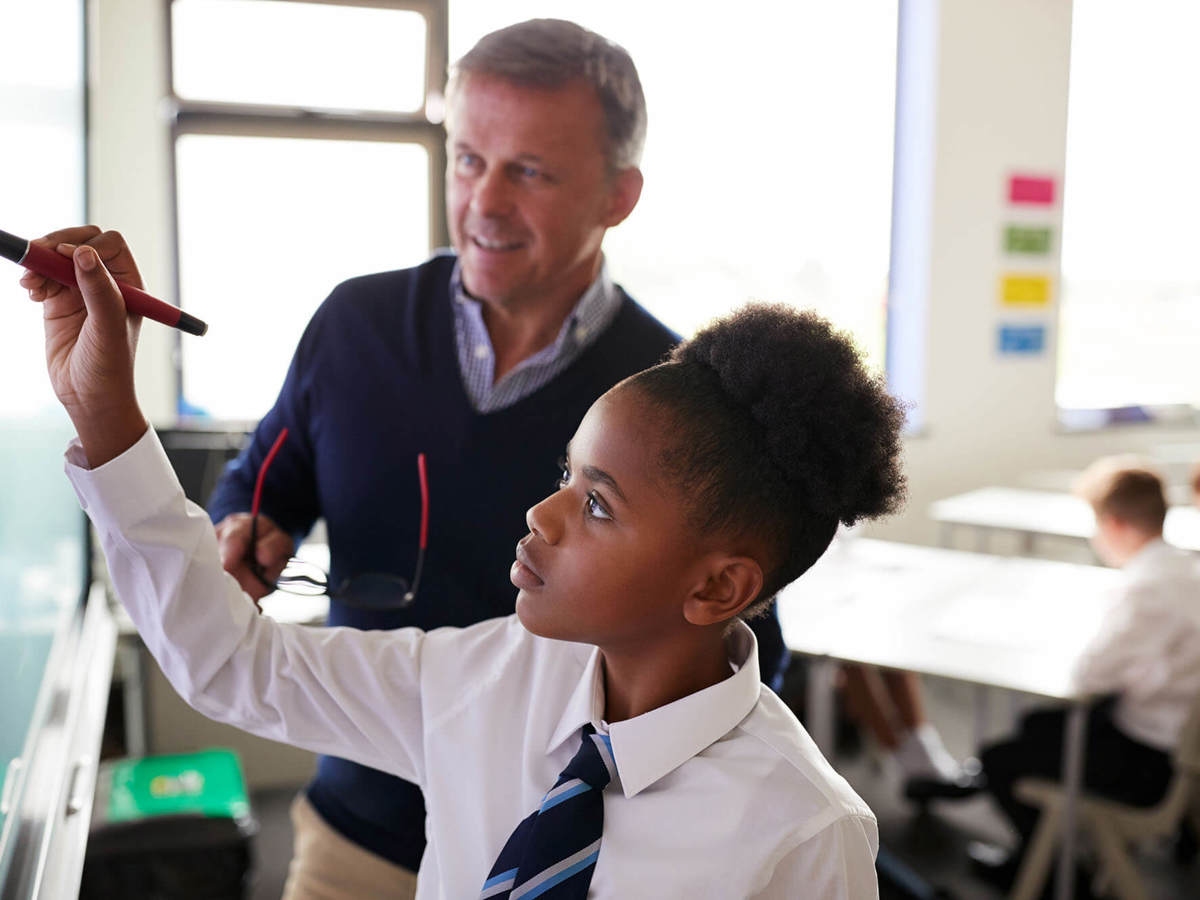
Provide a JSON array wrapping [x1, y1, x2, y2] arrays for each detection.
[[1057, 1, 1200, 421]]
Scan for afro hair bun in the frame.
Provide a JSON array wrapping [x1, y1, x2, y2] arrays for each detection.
[[673, 303, 906, 526]]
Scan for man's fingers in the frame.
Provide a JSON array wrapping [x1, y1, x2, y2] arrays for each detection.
[[227, 561, 273, 602], [256, 527, 295, 570], [215, 514, 253, 570]]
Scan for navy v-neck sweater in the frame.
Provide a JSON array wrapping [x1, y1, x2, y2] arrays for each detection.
[[208, 255, 786, 869]]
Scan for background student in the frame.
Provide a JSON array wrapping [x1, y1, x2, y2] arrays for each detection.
[[190, 18, 788, 897], [841, 665, 971, 791], [29, 243, 907, 895], [968, 456, 1200, 889]]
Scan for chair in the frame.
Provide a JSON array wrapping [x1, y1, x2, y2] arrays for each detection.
[[1008, 693, 1200, 900]]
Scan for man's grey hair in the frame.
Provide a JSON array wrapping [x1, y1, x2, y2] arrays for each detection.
[[447, 18, 647, 173]]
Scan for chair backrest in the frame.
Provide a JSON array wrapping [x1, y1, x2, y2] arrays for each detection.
[[1175, 689, 1200, 774]]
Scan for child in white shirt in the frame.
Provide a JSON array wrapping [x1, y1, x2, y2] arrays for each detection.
[[975, 457, 1200, 888], [24, 231, 909, 898]]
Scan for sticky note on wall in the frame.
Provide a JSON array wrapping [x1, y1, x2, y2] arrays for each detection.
[[997, 324, 1046, 355], [1008, 175, 1056, 205], [1004, 225, 1053, 254], [1000, 274, 1052, 307]]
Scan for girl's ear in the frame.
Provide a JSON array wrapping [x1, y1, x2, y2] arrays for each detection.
[[683, 555, 764, 626]]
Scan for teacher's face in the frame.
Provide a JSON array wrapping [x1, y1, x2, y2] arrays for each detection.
[[445, 74, 641, 313]]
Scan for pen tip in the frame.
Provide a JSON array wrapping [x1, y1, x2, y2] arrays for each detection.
[[177, 311, 208, 336]]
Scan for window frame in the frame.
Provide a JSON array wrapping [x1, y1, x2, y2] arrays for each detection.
[[165, 0, 449, 421]]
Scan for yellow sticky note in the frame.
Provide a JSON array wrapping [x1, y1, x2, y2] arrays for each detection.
[[1000, 274, 1051, 307]]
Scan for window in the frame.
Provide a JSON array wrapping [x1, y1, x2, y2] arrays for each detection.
[[1057, 2, 1200, 422], [170, 0, 448, 421], [449, 2, 898, 367]]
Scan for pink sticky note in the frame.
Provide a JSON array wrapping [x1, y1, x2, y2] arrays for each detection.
[[1008, 175, 1056, 205]]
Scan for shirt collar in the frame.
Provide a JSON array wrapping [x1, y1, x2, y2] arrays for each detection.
[[1123, 536, 1173, 581], [545, 620, 763, 799], [450, 258, 616, 354]]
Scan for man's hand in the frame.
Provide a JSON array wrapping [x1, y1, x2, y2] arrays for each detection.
[[215, 512, 296, 600], [22, 226, 148, 467]]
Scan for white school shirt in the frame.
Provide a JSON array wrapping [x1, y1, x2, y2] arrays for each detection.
[[1071, 538, 1200, 751], [65, 429, 880, 899]]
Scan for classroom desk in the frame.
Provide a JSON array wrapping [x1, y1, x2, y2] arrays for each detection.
[[930, 486, 1200, 553], [777, 538, 1122, 900]]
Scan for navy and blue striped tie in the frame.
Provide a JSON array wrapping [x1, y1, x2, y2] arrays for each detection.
[[480, 725, 617, 900]]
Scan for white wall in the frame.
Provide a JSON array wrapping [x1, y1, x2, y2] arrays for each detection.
[[89, 0, 1200, 549], [865, 0, 1200, 547]]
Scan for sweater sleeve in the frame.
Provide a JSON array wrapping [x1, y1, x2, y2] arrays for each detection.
[[206, 295, 329, 544], [68, 429, 429, 785]]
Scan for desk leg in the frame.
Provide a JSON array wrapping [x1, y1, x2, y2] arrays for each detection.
[[1020, 529, 1036, 556], [938, 522, 954, 549], [974, 527, 991, 554], [973, 684, 990, 746], [1055, 704, 1087, 900], [807, 658, 838, 758]]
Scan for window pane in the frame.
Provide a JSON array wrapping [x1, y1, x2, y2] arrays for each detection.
[[0, 0, 86, 877], [176, 134, 430, 420], [172, 0, 427, 112], [449, 3, 897, 369], [1057, 2, 1200, 411]]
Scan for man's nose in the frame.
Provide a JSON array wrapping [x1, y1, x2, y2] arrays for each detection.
[[470, 167, 515, 218]]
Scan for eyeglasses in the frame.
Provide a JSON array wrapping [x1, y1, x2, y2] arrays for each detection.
[[248, 427, 428, 610]]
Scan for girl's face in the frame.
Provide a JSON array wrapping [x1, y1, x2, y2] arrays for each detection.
[[512, 387, 710, 650]]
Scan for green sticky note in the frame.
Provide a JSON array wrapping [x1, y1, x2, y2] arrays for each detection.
[[1004, 225, 1053, 255]]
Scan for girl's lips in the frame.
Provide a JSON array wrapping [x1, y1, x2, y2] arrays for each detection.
[[512, 540, 545, 590], [511, 554, 544, 590]]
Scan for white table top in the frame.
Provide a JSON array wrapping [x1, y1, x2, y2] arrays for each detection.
[[777, 538, 1122, 700], [928, 486, 1200, 551]]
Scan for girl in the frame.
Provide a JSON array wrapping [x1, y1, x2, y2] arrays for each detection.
[[29, 234, 905, 898]]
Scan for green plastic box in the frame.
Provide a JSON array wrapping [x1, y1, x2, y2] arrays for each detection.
[[81, 749, 256, 899]]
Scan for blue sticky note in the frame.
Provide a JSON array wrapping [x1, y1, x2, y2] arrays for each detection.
[[997, 324, 1046, 355]]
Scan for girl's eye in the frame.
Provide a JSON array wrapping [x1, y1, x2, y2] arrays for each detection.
[[556, 456, 570, 489], [586, 491, 612, 521]]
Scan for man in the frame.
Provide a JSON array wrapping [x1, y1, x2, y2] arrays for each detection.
[[205, 19, 788, 898]]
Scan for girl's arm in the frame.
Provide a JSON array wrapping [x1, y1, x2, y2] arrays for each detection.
[[67, 426, 429, 784], [28, 232, 427, 784]]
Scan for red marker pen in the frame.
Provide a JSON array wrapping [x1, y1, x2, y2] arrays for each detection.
[[1, 227, 207, 336]]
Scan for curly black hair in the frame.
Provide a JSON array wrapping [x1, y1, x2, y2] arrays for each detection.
[[625, 303, 907, 618]]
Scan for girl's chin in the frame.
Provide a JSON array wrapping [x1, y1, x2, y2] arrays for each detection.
[[514, 596, 570, 642]]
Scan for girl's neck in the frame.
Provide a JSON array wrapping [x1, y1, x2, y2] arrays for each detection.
[[599, 631, 734, 723]]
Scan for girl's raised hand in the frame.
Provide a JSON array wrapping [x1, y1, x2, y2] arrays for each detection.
[[24, 229, 148, 467]]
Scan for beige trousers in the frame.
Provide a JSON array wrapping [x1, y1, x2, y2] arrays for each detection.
[[283, 793, 418, 900]]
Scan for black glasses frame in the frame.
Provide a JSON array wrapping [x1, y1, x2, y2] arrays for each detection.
[[247, 427, 428, 610]]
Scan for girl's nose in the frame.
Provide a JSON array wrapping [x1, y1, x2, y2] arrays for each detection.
[[526, 491, 563, 545]]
